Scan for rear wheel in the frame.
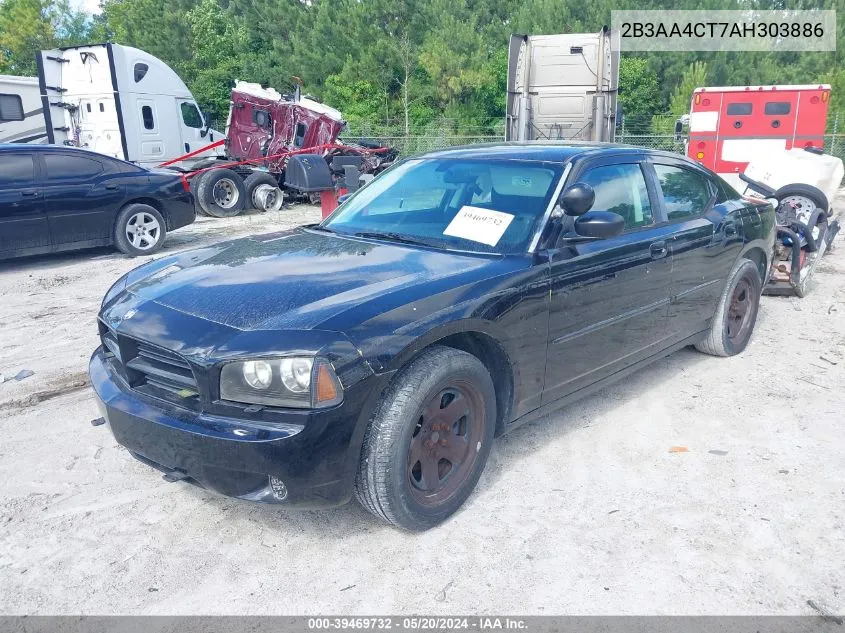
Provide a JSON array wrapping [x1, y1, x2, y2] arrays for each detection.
[[189, 171, 210, 215], [355, 346, 496, 531], [114, 204, 166, 256], [196, 168, 246, 217], [695, 259, 761, 357], [244, 172, 283, 211]]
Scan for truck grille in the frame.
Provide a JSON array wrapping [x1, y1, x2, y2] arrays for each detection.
[[100, 323, 200, 409]]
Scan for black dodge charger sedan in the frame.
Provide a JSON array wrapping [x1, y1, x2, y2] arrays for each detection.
[[0, 144, 195, 260], [90, 144, 775, 530]]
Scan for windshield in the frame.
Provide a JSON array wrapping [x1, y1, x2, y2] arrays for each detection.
[[322, 158, 563, 254]]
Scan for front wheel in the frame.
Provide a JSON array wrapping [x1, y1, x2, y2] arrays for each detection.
[[694, 259, 761, 357], [114, 204, 167, 256], [355, 346, 496, 531]]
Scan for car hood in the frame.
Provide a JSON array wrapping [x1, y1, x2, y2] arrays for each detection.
[[121, 227, 501, 331]]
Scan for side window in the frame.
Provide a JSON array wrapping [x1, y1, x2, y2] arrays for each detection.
[[44, 154, 104, 180], [141, 105, 155, 130], [133, 63, 149, 83], [294, 122, 308, 147], [654, 164, 712, 220], [0, 94, 24, 122], [0, 154, 35, 185], [578, 163, 653, 229], [726, 102, 752, 116], [253, 108, 271, 130], [765, 102, 791, 115], [180, 102, 203, 129]]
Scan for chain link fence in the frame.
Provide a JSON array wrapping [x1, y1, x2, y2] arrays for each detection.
[[340, 113, 845, 162]]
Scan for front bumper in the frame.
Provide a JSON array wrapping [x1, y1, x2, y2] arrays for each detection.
[[89, 347, 381, 507]]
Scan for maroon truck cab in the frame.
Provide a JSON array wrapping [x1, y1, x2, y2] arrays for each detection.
[[225, 82, 346, 172]]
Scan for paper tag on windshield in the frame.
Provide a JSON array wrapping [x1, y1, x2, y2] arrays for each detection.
[[443, 206, 515, 246]]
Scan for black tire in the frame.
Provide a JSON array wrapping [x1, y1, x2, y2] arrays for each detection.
[[774, 184, 829, 214], [243, 172, 281, 211], [355, 346, 496, 531], [196, 168, 246, 217], [114, 203, 167, 257], [188, 171, 210, 216], [694, 259, 762, 357]]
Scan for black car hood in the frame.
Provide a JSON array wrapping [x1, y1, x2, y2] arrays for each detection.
[[122, 228, 498, 331]]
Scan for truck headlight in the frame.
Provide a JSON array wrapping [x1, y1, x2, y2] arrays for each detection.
[[219, 357, 343, 409]]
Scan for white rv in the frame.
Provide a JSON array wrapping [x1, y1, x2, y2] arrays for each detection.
[[506, 28, 619, 142], [34, 43, 224, 167], [0, 75, 48, 144]]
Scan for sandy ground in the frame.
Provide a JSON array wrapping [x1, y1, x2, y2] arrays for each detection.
[[0, 200, 843, 616]]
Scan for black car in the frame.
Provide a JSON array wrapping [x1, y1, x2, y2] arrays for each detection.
[[0, 144, 195, 260], [89, 144, 775, 530]]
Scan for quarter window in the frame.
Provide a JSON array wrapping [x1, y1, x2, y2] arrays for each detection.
[[134, 63, 149, 82], [141, 105, 155, 130], [726, 102, 752, 116], [578, 163, 653, 229], [44, 154, 104, 180], [0, 154, 35, 184], [180, 102, 203, 128], [765, 102, 791, 115], [0, 94, 24, 122], [654, 164, 712, 220]]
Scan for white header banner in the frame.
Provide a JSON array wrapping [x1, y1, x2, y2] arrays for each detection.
[[611, 10, 836, 52]]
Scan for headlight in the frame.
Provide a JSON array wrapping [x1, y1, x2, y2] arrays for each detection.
[[219, 357, 343, 409]]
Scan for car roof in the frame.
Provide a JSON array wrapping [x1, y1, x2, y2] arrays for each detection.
[[416, 142, 632, 162], [0, 143, 128, 162], [414, 142, 689, 165]]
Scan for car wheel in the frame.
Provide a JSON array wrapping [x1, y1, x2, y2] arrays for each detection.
[[694, 259, 761, 357], [114, 204, 167, 257], [355, 345, 496, 531], [244, 172, 283, 211], [196, 168, 246, 218]]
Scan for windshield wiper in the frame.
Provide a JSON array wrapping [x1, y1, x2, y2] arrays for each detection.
[[353, 231, 429, 247]]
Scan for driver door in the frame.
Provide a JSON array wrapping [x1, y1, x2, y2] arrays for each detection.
[[541, 155, 675, 405], [178, 100, 211, 155]]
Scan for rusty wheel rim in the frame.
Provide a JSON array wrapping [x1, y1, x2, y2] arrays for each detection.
[[726, 276, 754, 344], [407, 381, 485, 506]]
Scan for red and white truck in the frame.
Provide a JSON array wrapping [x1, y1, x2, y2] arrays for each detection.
[[681, 84, 830, 192], [677, 84, 841, 297]]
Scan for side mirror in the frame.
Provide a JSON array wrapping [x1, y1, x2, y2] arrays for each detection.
[[337, 193, 352, 205], [574, 211, 625, 239], [200, 111, 213, 138], [560, 182, 595, 216]]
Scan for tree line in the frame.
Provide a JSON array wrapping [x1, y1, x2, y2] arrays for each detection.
[[1, 0, 843, 136]]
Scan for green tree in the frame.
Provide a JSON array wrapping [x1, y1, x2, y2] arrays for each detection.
[[618, 57, 662, 118], [0, 0, 89, 75], [670, 61, 708, 115]]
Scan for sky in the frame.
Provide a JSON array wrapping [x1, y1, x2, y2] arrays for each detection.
[[69, 0, 102, 15]]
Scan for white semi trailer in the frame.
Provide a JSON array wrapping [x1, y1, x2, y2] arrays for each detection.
[[32, 43, 224, 167], [506, 27, 619, 142]]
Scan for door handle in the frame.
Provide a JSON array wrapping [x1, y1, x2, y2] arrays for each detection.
[[20, 190, 38, 197], [185, 143, 190, 153], [649, 241, 668, 259], [105, 183, 120, 190]]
